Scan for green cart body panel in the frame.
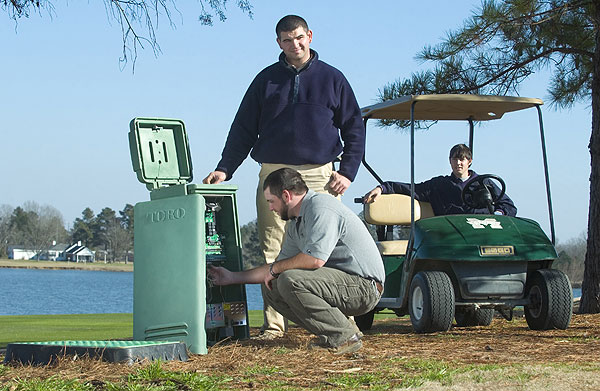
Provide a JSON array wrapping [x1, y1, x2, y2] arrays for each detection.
[[130, 118, 249, 355], [413, 215, 557, 262], [380, 256, 405, 298], [378, 214, 558, 309]]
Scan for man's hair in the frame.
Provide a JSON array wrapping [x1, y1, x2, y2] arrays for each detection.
[[263, 168, 308, 198], [276, 15, 309, 38], [449, 144, 472, 160]]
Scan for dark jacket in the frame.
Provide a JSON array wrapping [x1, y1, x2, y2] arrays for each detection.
[[216, 50, 364, 181], [380, 171, 517, 216]]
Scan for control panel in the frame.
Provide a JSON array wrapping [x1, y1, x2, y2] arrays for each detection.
[[204, 199, 248, 345]]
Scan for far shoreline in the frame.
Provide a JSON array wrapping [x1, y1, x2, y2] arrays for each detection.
[[0, 259, 133, 272], [0, 259, 582, 287]]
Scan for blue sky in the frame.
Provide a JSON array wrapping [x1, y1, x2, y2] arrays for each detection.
[[1, 1, 591, 242]]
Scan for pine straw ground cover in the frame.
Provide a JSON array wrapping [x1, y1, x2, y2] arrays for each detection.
[[1, 313, 599, 390]]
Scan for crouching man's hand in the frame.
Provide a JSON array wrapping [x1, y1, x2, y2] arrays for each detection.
[[207, 265, 234, 286], [263, 263, 278, 290], [209, 263, 277, 288]]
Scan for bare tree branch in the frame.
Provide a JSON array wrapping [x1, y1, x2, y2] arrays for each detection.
[[2, 0, 253, 69]]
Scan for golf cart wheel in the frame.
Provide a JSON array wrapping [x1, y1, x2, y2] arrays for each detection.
[[455, 308, 494, 327], [408, 271, 455, 333], [355, 309, 375, 331], [524, 269, 573, 330]]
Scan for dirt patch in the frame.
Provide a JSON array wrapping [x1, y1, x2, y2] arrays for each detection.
[[2, 313, 599, 389]]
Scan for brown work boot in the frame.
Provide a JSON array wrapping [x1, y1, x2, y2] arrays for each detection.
[[254, 330, 284, 341], [347, 317, 364, 339], [309, 333, 362, 355], [329, 334, 362, 355]]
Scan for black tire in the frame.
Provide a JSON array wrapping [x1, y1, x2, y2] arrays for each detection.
[[408, 271, 455, 333], [524, 269, 573, 330], [455, 308, 494, 327], [355, 309, 375, 331]]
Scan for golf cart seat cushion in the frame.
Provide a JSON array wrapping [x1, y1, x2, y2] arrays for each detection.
[[365, 194, 434, 256], [377, 240, 409, 255], [364, 194, 434, 225]]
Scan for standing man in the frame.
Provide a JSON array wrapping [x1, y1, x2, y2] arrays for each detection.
[[203, 15, 365, 339], [208, 168, 385, 354]]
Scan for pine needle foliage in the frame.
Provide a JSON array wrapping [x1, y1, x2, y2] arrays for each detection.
[[379, 0, 597, 127]]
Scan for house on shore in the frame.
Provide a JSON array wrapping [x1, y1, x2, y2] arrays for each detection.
[[64, 243, 95, 263], [47, 242, 70, 261], [7, 245, 37, 260], [7, 241, 95, 262]]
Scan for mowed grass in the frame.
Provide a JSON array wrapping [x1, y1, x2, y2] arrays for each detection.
[[0, 311, 395, 348], [0, 313, 133, 347], [0, 311, 268, 348]]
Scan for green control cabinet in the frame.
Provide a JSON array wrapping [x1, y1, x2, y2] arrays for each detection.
[[129, 118, 249, 354]]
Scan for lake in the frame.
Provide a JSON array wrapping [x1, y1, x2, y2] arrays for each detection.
[[0, 268, 580, 316], [0, 268, 264, 316]]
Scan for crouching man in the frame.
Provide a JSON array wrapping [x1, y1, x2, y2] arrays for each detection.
[[208, 168, 385, 354]]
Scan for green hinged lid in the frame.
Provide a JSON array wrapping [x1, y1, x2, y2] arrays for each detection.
[[129, 117, 193, 190]]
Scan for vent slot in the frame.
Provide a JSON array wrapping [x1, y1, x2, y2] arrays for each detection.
[[148, 141, 155, 162], [144, 322, 189, 340], [162, 142, 169, 162]]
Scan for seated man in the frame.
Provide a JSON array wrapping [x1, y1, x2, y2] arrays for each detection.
[[208, 168, 385, 355], [363, 144, 517, 216]]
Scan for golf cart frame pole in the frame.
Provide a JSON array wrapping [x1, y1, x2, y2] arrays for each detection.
[[361, 117, 385, 185], [537, 105, 556, 244], [410, 101, 417, 232], [468, 117, 475, 155]]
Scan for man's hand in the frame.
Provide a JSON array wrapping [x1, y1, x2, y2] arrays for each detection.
[[363, 186, 382, 204], [263, 270, 276, 290], [328, 172, 351, 195], [209, 263, 276, 288], [202, 170, 227, 184], [207, 265, 234, 286]]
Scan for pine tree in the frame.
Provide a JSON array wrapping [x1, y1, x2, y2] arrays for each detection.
[[71, 208, 95, 247]]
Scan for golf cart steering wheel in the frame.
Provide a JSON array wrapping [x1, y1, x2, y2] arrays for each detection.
[[461, 174, 506, 213]]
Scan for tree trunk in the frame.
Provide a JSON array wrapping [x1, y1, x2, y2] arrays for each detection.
[[580, 0, 600, 313]]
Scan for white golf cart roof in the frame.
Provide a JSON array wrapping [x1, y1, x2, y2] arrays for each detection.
[[360, 94, 543, 121]]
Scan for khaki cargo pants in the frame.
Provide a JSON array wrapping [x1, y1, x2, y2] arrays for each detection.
[[263, 267, 380, 347]]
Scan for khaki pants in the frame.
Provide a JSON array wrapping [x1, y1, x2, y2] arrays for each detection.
[[263, 267, 379, 347], [256, 163, 338, 334]]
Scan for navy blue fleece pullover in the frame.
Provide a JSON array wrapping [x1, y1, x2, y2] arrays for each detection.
[[215, 50, 364, 181], [380, 171, 517, 216]]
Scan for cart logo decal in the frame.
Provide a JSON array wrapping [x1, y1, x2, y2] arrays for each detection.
[[480, 246, 515, 256], [466, 217, 502, 229]]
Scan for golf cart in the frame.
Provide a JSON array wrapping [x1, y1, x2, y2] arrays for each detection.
[[356, 94, 573, 333]]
